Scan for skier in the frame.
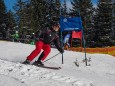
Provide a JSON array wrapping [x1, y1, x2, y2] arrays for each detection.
[[30, 33, 36, 45], [23, 22, 64, 66], [63, 32, 71, 48], [11, 31, 19, 42]]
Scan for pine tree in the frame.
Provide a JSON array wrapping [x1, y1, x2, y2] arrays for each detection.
[[13, 0, 37, 36], [13, 0, 30, 35], [48, 0, 61, 25], [13, 0, 61, 35], [0, 0, 7, 39], [5, 10, 17, 39], [94, 0, 114, 47], [0, 0, 6, 24], [61, 0, 68, 17], [112, 0, 115, 44], [6, 10, 16, 28], [70, 0, 94, 47], [30, 0, 50, 31]]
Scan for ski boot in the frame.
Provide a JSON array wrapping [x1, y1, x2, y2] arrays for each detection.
[[22, 59, 30, 64], [33, 60, 44, 66]]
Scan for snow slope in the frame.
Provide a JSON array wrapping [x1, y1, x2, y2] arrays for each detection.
[[0, 41, 115, 86]]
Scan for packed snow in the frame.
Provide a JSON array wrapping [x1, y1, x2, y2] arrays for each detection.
[[0, 41, 115, 86]]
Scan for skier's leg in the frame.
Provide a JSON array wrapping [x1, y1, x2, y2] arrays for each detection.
[[37, 52, 44, 61], [33, 44, 51, 65], [66, 38, 70, 47], [67, 42, 70, 48], [41, 44, 51, 61], [27, 41, 43, 61], [33, 52, 44, 65]]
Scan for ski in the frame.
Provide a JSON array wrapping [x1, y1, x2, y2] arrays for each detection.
[[34, 65, 61, 70], [21, 63, 61, 70]]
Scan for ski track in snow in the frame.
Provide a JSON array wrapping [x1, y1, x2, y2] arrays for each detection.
[[0, 59, 93, 86]]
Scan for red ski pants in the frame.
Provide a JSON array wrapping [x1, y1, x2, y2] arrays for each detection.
[[27, 41, 51, 61]]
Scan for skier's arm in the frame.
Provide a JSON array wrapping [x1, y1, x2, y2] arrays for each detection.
[[53, 36, 64, 53], [35, 27, 49, 40]]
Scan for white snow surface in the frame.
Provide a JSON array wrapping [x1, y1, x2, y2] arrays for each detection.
[[0, 41, 115, 86]]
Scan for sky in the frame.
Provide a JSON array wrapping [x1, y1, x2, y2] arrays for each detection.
[[4, 0, 16, 11], [4, 0, 98, 12], [0, 41, 115, 86]]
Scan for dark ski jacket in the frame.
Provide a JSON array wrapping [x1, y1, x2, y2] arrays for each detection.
[[36, 28, 63, 52]]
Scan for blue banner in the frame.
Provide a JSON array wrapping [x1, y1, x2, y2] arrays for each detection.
[[60, 16, 82, 32]]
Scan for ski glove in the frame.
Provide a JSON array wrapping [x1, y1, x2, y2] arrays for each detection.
[[60, 48, 64, 54]]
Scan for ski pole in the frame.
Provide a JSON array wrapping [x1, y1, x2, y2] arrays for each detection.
[[44, 53, 60, 63]]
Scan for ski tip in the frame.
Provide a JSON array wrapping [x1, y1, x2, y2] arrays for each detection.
[[59, 67, 61, 69]]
